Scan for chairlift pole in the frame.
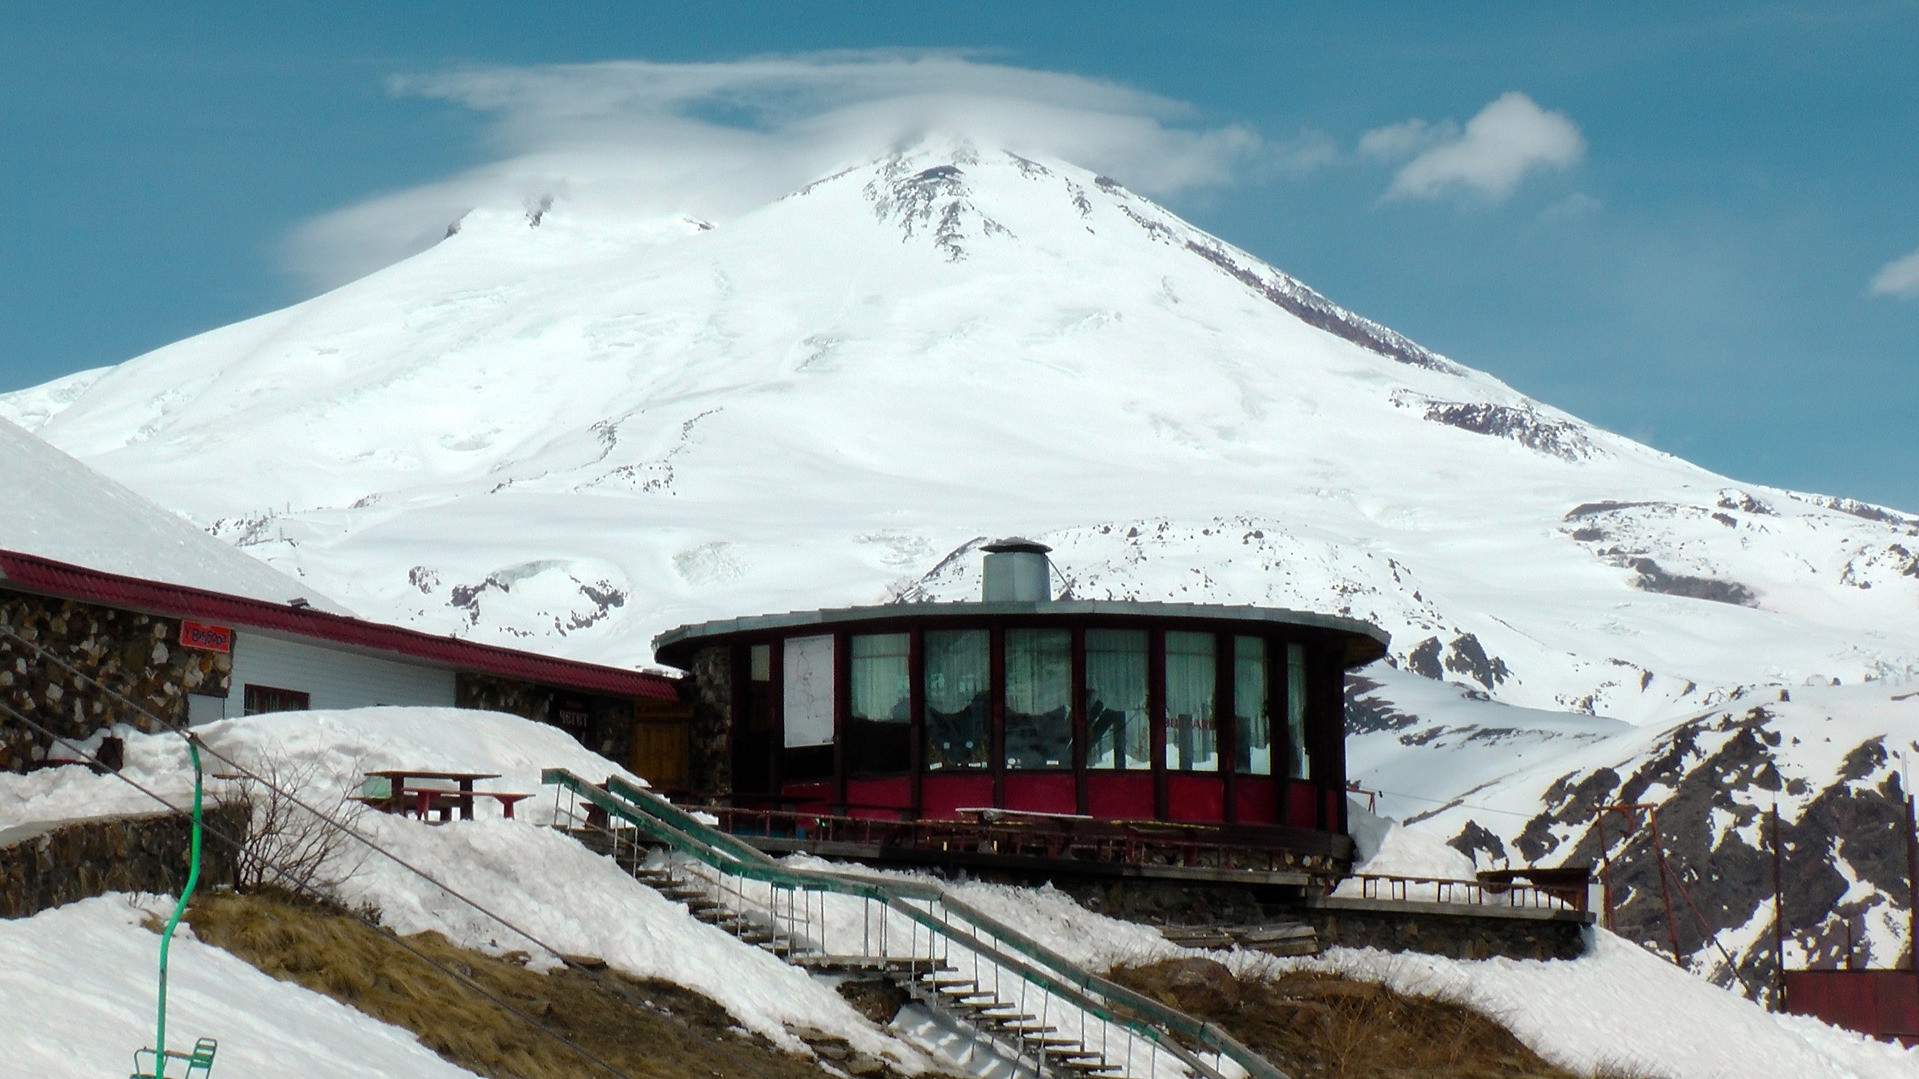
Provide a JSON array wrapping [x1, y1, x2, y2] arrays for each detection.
[[150, 737, 206, 1079], [1771, 801, 1786, 1012], [1904, 789, 1917, 1002]]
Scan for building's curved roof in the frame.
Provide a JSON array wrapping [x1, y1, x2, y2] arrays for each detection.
[[653, 599, 1391, 668]]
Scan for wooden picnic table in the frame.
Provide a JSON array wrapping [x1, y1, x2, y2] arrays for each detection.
[[362, 769, 530, 822]]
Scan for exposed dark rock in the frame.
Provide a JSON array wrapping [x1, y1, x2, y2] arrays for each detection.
[[1399, 396, 1600, 461], [1180, 240, 1458, 373], [1787, 492, 1919, 529], [1404, 637, 1444, 681], [1478, 707, 1914, 1004], [1343, 676, 1422, 734], [1716, 490, 1776, 516], [1564, 500, 1658, 520], [1449, 821, 1509, 865], [1628, 558, 1758, 607], [862, 154, 1011, 262], [1442, 633, 1510, 690]]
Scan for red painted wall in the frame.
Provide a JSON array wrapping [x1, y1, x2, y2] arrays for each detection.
[[1784, 971, 1919, 1045], [921, 773, 994, 820], [1234, 777, 1279, 824], [1085, 773, 1154, 819], [1166, 774, 1225, 822], [1003, 773, 1076, 815], [843, 776, 912, 818], [781, 780, 833, 811], [1285, 781, 1320, 828]]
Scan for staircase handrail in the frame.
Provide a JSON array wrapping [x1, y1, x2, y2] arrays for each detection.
[[545, 768, 1288, 1079]]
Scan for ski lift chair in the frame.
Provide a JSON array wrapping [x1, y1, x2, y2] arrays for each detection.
[[131, 1036, 217, 1078]]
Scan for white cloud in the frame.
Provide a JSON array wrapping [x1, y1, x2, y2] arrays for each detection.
[[1869, 247, 1919, 298], [1369, 92, 1585, 201], [286, 53, 1283, 289], [1357, 118, 1453, 161]]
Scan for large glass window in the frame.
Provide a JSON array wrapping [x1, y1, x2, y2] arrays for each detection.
[[734, 644, 775, 794], [1233, 636, 1270, 775], [781, 635, 835, 748], [1084, 629, 1149, 769], [1004, 629, 1071, 768], [924, 629, 990, 770], [1164, 631, 1218, 771], [1286, 642, 1310, 779], [848, 633, 911, 773]]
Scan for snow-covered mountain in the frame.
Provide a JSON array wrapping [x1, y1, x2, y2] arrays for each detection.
[[6, 139, 1916, 990]]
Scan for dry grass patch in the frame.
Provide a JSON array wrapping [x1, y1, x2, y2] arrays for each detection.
[[1107, 957, 1656, 1079], [186, 889, 907, 1079]]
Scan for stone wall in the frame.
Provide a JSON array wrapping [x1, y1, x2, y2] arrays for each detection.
[[0, 803, 247, 919], [1, 590, 231, 772], [1297, 896, 1589, 961], [685, 645, 733, 797], [456, 672, 638, 764], [456, 672, 552, 723]]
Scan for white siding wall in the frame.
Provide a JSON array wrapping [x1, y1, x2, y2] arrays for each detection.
[[187, 629, 457, 724]]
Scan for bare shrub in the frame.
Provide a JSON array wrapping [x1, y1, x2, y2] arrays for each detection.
[[225, 748, 370, 898]]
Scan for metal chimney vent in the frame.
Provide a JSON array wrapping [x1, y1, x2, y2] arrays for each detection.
[[981, 537, 1052, 603]]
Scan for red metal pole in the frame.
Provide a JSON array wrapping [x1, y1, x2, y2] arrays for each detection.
[[1772, 801, 1787, 1012], [1647, 808, 1685, 967], [1904, 791, 1917, 999], [1594, 806, 1616, 933]]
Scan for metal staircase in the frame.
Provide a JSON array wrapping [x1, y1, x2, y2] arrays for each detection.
[[544, 769, 1290, 1079]]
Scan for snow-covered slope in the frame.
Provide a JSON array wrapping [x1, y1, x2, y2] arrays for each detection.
[[0, 417, 348, 612], [0, 894, 480, 1079], [5, 138, 1915, 987]]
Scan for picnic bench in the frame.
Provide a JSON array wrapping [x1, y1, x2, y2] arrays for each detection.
[[360, 769, 532, 822]]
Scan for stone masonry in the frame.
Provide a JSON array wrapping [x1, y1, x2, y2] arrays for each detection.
[[0, 803, 247, 919], [1, 590, 231, 772]]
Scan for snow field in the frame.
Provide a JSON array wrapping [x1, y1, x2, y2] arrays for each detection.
[[0, 893, 479, 1079]]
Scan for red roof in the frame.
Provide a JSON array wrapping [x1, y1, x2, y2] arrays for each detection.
[[0, 549, 680, 702]]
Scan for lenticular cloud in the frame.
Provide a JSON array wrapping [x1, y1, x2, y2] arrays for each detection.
[[285, 53, 1264, 290]]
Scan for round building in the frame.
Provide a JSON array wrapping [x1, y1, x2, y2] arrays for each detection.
[[653, 541, 1388, 864]]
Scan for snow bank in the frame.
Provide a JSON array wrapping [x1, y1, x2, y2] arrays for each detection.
[[1305, 931, 1919, 1079], [0, 706, 642, 832], [0, 894, 477, 1078], [1, 707, 930, 1068], [1332, 802, 1487, 903]]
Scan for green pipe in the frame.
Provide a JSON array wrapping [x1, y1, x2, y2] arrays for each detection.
[[152, 738, 205, 1078]]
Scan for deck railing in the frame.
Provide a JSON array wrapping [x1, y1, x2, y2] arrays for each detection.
[[673, 800, 1341, 877], [1348, 872, 1587, 912]]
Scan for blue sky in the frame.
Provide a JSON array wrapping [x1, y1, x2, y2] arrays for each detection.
[[4, 2, 1916, 509]]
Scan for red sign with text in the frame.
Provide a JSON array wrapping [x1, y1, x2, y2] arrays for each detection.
[[178, 620, 233, 653]]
